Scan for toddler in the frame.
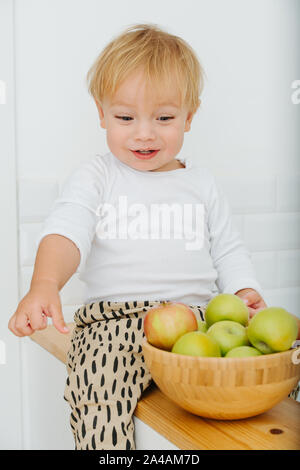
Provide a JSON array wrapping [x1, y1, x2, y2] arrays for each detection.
[[8, 23, 299, 450]]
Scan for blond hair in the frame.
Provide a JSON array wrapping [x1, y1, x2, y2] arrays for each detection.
[[86, 23, 205, 115]]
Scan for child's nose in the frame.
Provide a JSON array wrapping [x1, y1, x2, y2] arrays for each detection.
[[135, 120, 156, 140]]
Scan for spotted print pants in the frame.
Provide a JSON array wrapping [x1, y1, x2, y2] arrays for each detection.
[[63, 299, 206, 450]]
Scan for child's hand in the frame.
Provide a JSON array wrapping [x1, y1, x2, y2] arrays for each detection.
[[8, 280, 69, 337], [234, 288, 267, 320]]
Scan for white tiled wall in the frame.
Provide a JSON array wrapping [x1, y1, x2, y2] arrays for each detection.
[[18, 173, 300, 319], [220, 174, 300, 315]]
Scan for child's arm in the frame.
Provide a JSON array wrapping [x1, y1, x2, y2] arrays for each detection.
[[8, 234, 80, 337], [31, 234, 80, 291], [207, 173, 263, 298]]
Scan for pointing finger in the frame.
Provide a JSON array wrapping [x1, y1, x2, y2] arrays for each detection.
[[48, 305, 69, 334]]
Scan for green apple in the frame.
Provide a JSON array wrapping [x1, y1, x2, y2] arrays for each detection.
[[247, 307, 298, 354], [197, 320, 208, 332], [225, 346, 262, 357], [205, 293, 249, 327], [171, 331, 221, 357], [206, 320, 249, 356]]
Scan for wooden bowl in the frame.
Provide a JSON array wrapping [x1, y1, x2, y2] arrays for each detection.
[[142, 340, 300, 420]]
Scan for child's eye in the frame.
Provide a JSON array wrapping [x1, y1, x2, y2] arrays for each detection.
[[115, 116, 174, 122], [158, 116, 174, 121], [115, 116, 133, 121]]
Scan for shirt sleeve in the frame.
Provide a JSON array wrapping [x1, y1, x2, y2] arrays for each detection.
[[34, 156, 105, 274], [206, 173, 264, 298]]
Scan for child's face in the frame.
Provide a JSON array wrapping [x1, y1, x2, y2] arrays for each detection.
[[95, 69, 194, 172]]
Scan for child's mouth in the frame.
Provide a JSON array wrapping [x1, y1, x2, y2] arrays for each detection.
[[131, 150, 159, 160]]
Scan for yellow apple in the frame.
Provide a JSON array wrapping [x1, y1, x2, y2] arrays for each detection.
[[206, 320, 249, 356], [247, 307, 298, 354], [205, 293, 249, 327], [225, 346, 262, 357], [197, 320, 208, 332], [171, 331, 221, 357]]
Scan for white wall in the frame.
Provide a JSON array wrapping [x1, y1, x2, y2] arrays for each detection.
[[0, 0, 23, 450], [2, 0, 300, 449]]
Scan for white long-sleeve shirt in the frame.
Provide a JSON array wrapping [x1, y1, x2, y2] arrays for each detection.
[[35, 151, 263, 307]]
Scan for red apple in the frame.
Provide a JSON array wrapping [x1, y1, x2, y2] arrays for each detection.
[[144, 301, 198, 351]]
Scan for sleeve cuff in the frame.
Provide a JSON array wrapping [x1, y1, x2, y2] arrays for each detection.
[[221, 278, 264, 299]]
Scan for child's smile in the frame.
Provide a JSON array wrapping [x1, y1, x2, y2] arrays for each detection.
[[94, 68, 194, 172], [131, 149, 160, 160]]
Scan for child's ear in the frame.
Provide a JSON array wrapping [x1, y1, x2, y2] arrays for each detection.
[[94, 99, 106, 129], [184, 111, 194, 132]]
